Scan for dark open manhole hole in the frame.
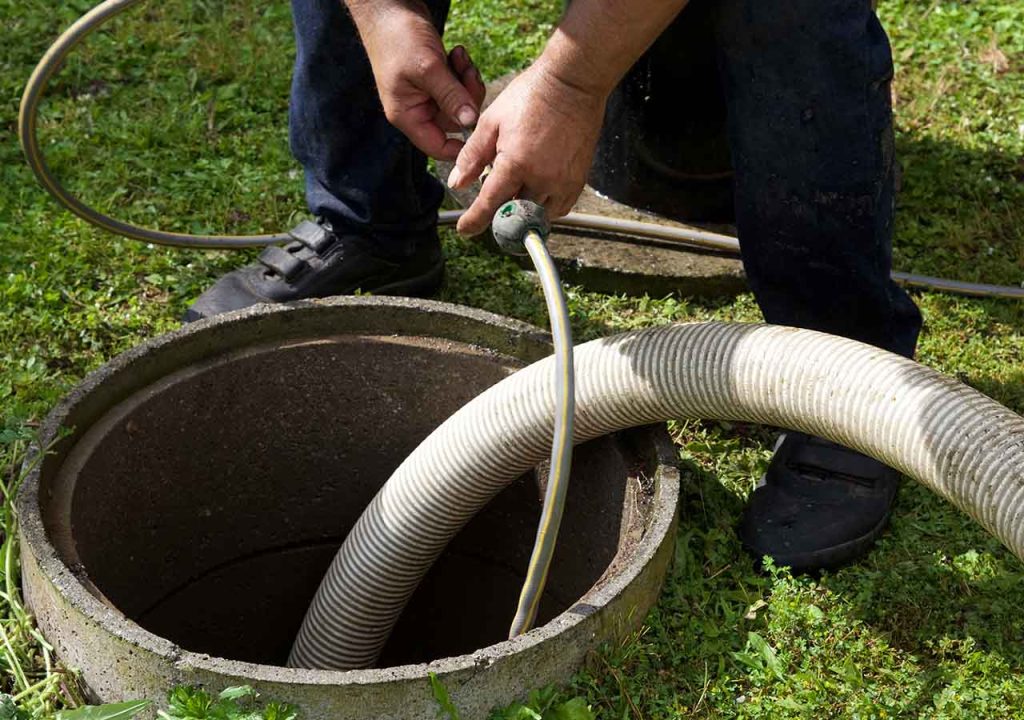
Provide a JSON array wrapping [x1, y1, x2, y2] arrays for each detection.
[[57, 334, 645, 666], [21, 298, 678, 719]]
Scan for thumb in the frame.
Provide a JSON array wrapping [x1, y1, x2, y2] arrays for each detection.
[[448, 118, 497, 190], [420, 59, 479, 129]]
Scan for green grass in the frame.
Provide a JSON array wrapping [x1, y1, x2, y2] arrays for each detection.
[[0, 437, 84, 716], [2, 0, 1024, 717]]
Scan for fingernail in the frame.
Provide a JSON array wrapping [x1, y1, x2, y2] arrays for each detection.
[[447, 166, 462, 188], [456, 105, 477, 128]]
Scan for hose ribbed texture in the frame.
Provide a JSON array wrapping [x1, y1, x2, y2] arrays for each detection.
[[288, 322, 1024, 669]]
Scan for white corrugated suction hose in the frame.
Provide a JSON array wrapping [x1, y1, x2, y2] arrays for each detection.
[[288, 321, 1024, 669]]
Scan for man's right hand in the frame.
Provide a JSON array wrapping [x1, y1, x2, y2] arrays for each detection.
[[352, 0, 486, 161]]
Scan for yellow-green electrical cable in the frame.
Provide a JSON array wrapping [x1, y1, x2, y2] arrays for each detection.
[[509, 228, 575, 639]]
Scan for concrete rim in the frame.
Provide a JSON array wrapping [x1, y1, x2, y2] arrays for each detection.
[[18, 296, 679, 688]]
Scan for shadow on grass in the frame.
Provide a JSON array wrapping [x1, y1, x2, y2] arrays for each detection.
[[894, 133, 1024, 290], [958, 368, 1024, 416]]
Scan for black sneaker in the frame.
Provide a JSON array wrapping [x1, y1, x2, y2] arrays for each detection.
[[183, 219, 445, 322], [738, 432, 900, 573]]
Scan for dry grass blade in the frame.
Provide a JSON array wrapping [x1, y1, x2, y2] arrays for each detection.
[[0, 437, 83, 716]]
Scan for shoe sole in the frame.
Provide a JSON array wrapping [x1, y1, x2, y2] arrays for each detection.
[[183, 260, 445, 324], [369, 258, 445, 298], [743, 503, 895, 574]]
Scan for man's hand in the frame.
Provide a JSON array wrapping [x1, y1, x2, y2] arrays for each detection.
[[353, 1, 485, 160], [447, 63, 606, 236], [443, 0, 690, 236]]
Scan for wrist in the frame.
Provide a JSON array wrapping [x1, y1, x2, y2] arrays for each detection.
[[346, 0, 432, 42], [533, 29, 618, 102]]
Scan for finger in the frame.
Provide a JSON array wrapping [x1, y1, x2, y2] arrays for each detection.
[[549, 196, 576, 220], [448, 119, 497, 189], [450, 46, 486, 109], [448, 45, 472, 76], [424, 93, 463, 134], [464, 66, 486, 110], [516, 188, 551, 208], [401, 118, 465, 160], [431, 136, 466, 161], [552, 184, 584, 219], [437, 112, 463, 134], [456, 158, 523, 236], [421, 54, 478, 129]]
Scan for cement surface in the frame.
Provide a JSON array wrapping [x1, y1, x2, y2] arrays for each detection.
[[438, 72, 747, 298], [19, 297, 680, 720]]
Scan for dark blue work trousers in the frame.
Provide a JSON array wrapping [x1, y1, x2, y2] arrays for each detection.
[[288, 0, 922, 357]]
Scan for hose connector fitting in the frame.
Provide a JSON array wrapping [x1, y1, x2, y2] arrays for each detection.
[[492, 200, 551, 256]]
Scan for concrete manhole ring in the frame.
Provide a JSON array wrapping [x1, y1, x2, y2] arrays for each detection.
[[18, 297, 679, 719]]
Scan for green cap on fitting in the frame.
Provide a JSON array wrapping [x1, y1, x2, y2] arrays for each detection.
[[491, 200, 551, 256]]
